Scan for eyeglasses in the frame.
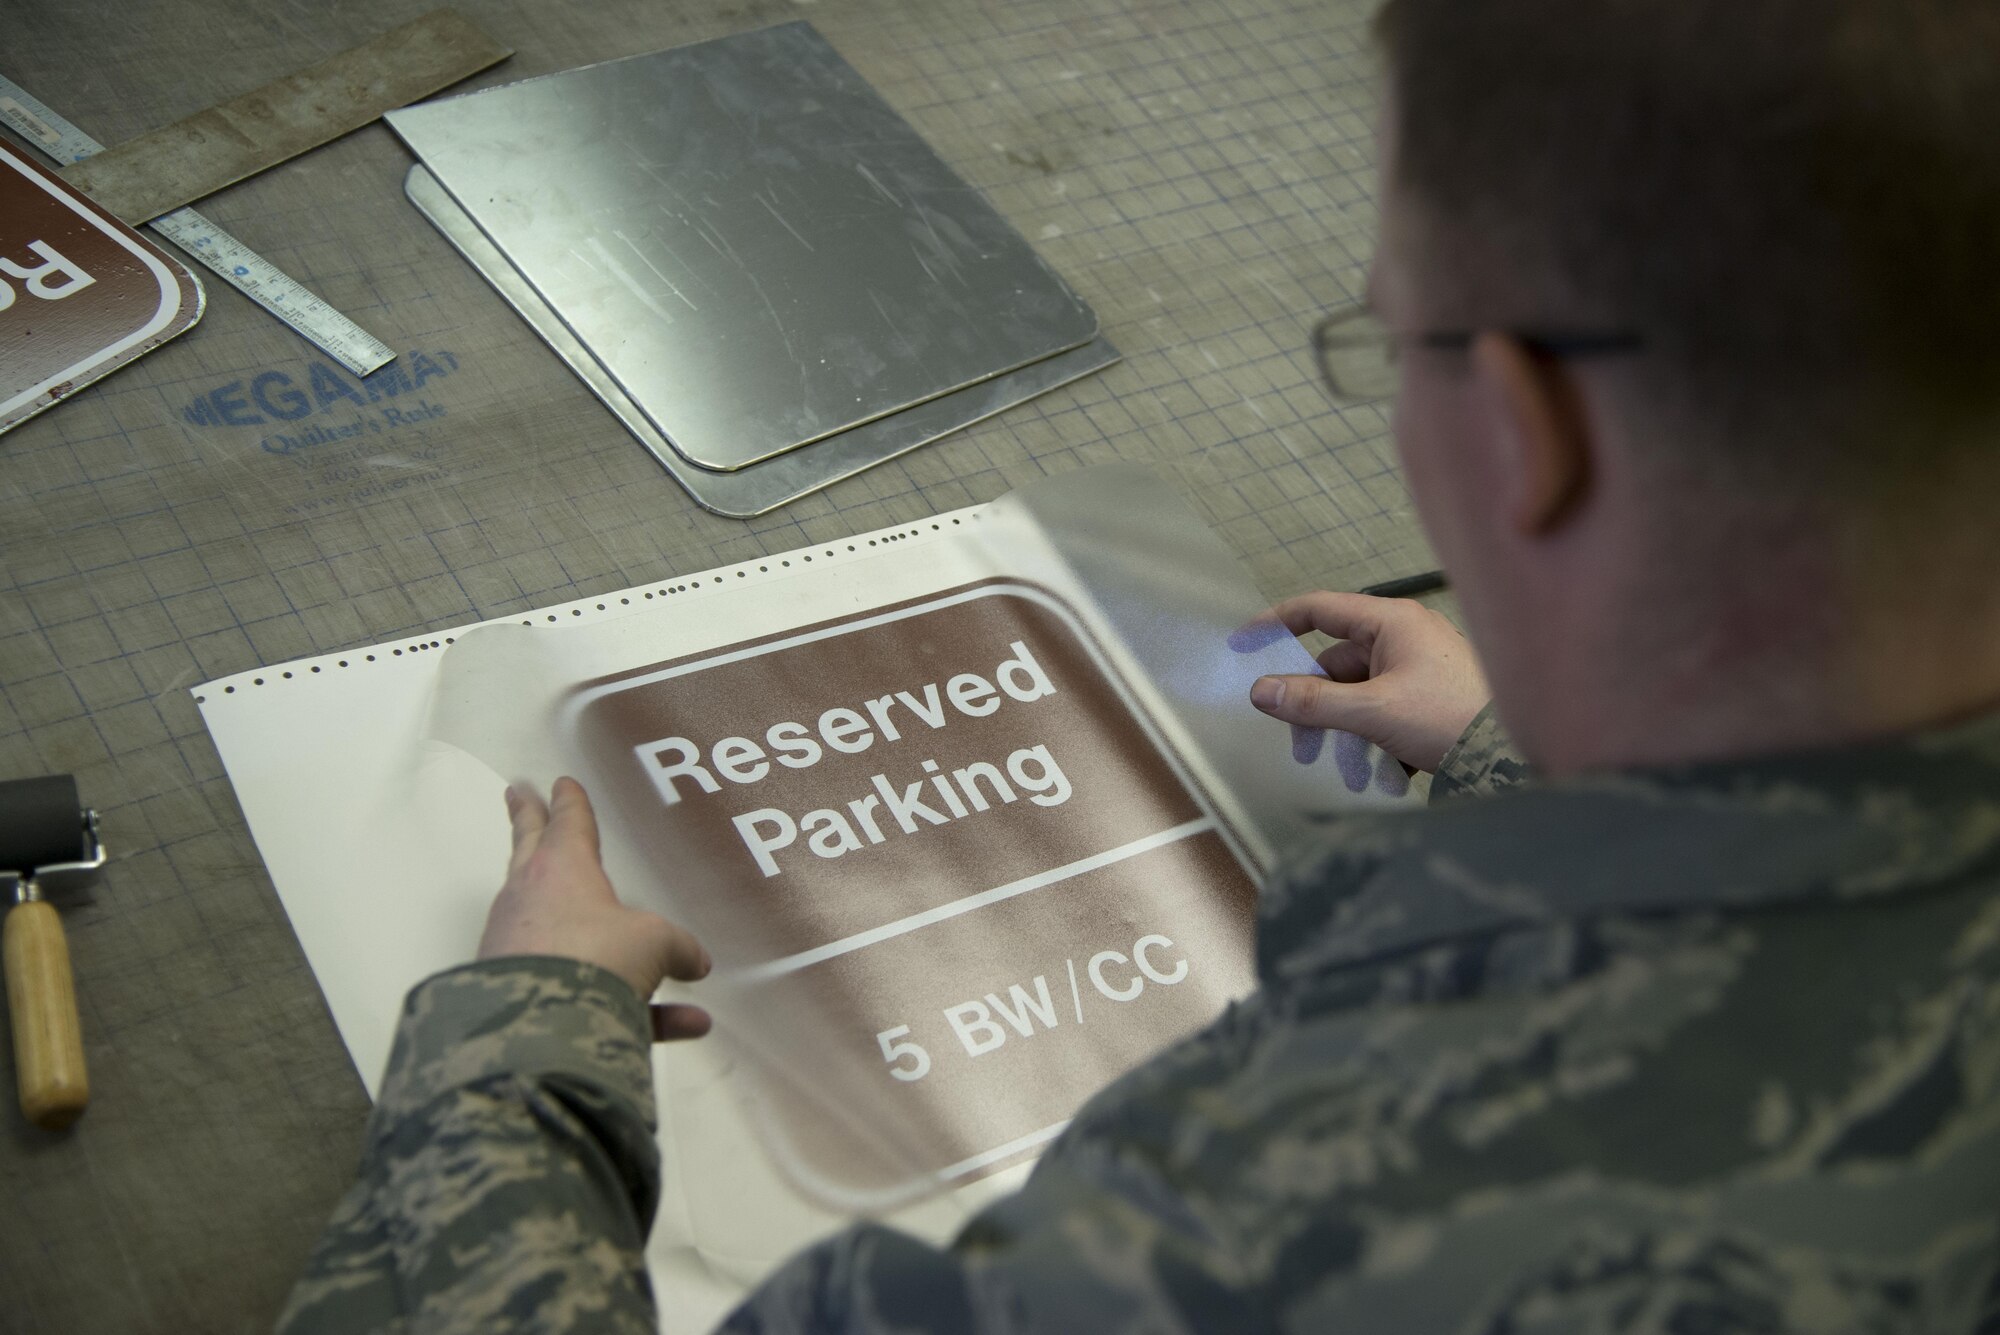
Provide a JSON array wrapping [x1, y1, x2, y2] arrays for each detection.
[[1312, 304, 1643, 405]]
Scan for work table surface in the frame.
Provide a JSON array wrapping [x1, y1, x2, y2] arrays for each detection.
[[0, 0, 1427, 1327]]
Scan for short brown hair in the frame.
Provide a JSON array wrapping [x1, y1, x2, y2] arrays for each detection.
[[1375, 0, 2000, 485]]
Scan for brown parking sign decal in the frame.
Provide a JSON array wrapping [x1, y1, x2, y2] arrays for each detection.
[[568, 581, 1259, 1201], [0, 141, 203, 435]]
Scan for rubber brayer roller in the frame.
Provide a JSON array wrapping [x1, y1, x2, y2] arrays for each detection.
[[0, 774, 104, 1130]]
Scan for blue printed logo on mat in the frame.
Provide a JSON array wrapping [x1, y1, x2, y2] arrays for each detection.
[[179, 351, 460, 441]]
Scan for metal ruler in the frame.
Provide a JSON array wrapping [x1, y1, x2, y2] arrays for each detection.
[[0, 77, 395, 377]]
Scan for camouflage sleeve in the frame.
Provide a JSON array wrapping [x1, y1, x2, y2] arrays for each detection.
[[716, 868, 2000, 1332], [275, 957, 662, 1335], [1429, 700, 1532, 801]]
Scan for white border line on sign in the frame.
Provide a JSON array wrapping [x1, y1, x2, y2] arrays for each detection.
[[0, 141, 184, 419], [731, 816, 1214, 984], [937, 1119, 1071, 1181]]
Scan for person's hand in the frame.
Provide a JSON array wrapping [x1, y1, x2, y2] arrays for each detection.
[[480, 776, 713, 1041], [1246, 591, 1490, 773]]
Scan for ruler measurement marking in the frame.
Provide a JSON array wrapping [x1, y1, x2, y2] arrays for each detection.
[[0, 76, 395, 376]]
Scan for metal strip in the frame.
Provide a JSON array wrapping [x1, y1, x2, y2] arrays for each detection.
[[0, 76, 395, 376], [58, 8, 510, 225]]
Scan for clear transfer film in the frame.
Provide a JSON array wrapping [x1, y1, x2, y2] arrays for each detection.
[[426, 465, 1413, 1225], [974, 463, 1412, 860]]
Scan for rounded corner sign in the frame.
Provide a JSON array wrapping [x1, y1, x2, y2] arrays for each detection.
[[564, 581, 1261, 1203], [0, 140, 203, 435]]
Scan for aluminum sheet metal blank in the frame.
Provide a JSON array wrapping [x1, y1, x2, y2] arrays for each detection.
[[403, 164, 1120, 517], [386, 22, 1101, 473]]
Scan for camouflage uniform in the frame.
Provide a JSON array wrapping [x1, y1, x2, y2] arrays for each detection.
[[279, 707, 2000, 1333]]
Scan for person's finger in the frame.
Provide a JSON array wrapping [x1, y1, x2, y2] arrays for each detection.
[[1267, 590, 1392, 645], [545, 776, 603, 861], [632, 911, 712, 984], [506, 784, 550, 876], [1316, 639, 1372, 683], [1250, 673, 1381, 733], [649, 1003, 713, 1042], [1225, 612, 1296, 653]]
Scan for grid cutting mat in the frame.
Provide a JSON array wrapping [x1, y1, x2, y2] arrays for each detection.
[[0, 0, 1422, 1327]]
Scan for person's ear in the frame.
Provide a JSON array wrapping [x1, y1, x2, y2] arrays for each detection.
[[1469, 332, 1593, 535]]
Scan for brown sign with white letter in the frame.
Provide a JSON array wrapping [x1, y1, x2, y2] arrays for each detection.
[[568, 582, 1259, 1202], [0, 141, 202, 435]]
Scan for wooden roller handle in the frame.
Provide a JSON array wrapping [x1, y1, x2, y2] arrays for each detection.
[[5, 900, 88, 1130]]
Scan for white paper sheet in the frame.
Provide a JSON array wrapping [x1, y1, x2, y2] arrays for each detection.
[[196, 469, 1415, 1328]]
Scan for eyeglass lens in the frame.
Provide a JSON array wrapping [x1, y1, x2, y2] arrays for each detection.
[[1316, 309, 1399, 402]]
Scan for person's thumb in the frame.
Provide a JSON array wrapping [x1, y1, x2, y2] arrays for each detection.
[[630, 909, 713, 990], [1251, 674, 1382, 737]]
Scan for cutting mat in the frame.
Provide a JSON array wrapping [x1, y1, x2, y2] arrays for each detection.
[[0, 0, 1424, 1328]]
